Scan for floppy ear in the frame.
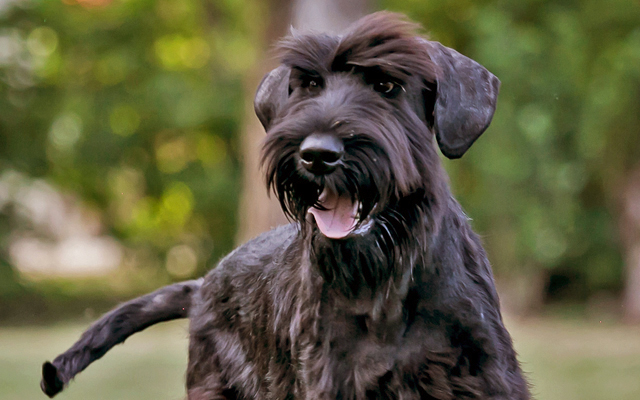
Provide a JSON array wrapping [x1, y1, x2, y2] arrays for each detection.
[[424, 41, 501, 159], [254, 66, 291, 132]]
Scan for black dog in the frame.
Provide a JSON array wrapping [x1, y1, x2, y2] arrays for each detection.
[[42, 12, 530, 400]]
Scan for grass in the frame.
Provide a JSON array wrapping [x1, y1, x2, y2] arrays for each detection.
[[508, 317, 640, 400], [0, 321, 189, 400], [1, 317, 639, 399]]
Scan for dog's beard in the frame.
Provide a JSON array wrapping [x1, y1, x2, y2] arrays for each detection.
[[264, 149, 390, 239]]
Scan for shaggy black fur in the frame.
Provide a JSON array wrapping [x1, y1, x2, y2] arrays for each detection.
[[42, 12, 530, 400]]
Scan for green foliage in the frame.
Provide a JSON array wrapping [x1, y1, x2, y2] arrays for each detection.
[[383, 0, 640, 297], [0, 0, 265, 284], [1, 0, 639, 304]]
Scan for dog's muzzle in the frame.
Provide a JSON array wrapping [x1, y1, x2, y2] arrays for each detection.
[[298, 134, 364, 239]]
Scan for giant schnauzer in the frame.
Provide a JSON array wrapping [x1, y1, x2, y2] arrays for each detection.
[[41, 12, 531, 400]]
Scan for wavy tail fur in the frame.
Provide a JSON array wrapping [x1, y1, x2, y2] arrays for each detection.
[[40, 279, 202, 398]]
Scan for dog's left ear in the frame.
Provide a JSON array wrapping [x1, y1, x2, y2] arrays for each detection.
[[423, 41, 501, 159], [254, 66, 291, 132]]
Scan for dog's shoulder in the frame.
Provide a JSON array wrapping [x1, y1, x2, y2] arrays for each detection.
[[205, 223, 299, 280], [194, 223, 300, 319]]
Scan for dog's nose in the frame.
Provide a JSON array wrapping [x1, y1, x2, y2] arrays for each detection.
[[299, 134, 344, 174]]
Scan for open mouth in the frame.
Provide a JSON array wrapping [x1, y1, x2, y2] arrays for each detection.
[[308, 188, 360, 239]]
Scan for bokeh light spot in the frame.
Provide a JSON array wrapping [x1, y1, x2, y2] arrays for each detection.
[[155, 35, 210, 70], [166, 244, 198, 278], [49, 112, 83, 151], [160, 182, 194, 228], [110, 105, 140, 136], [156, 136, 193, 174], [26, 27, 59, 58], [196, 133, 227, 168]]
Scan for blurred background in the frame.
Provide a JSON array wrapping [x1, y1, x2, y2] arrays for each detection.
[[1, 0, 639, 399]]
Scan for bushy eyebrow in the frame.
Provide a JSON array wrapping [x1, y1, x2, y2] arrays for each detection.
[[278, 34, 339, 73], [278, 13, 438, 85]]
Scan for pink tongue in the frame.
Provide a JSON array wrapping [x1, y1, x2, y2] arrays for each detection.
[[308, 189, 358, 239]]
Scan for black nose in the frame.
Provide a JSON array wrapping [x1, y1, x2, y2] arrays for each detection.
[[299, 134, 344, 174]]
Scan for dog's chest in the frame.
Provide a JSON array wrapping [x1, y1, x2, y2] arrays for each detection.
[[287, 289, 415, 399]]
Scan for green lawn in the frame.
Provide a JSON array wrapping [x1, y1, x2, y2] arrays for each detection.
[[508, 318, 640, 400], [0, 321, 189, 400], [1, 318, 639, 400]]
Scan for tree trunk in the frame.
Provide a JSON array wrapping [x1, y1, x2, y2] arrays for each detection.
[[291, 0, 370, 34], [235, 0, 292, 245], [236, 0, 370, 244], [621, 165, 640, 323]]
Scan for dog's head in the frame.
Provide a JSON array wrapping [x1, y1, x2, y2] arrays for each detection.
[[258, 12, 500, 239]]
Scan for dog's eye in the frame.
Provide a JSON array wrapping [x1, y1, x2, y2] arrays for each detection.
[[301, 76, 321, 90], [373, 81, 400, 96]]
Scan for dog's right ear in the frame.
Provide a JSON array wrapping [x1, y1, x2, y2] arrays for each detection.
[[254, 66, 291, 132]]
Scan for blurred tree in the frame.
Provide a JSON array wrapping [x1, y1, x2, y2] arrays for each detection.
[[0, 0, 259, 290], [235, 0, 291, 245], [1, 0, 639, 320], [620, 168, 640, 322]]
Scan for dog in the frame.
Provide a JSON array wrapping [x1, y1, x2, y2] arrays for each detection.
[[41, 12, 531, 400]]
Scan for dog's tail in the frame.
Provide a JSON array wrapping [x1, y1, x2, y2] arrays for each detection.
[[40, 279, 202, 398]]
